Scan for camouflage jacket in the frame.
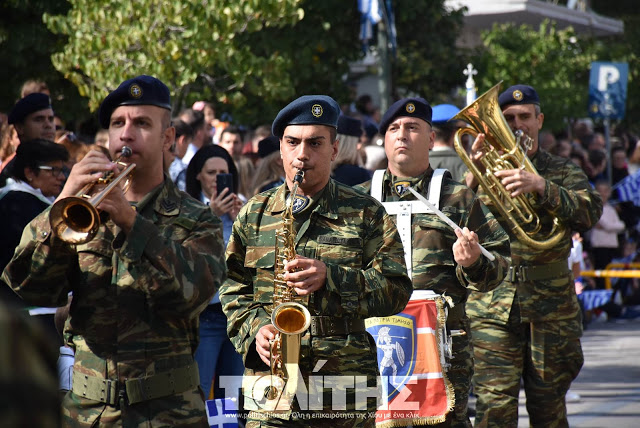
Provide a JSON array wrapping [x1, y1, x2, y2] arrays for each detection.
[[2, 176, 225, 423], [358, 168, 511, 315], [466, 149, 603, 323], [220, 179, 412, 396], [0, 299, 59, 428]]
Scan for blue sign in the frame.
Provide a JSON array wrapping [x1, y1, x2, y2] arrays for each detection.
[[588, 62, 628, 120]]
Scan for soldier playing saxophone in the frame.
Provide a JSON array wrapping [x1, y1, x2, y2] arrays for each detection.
[[220, 95, 412, 427]]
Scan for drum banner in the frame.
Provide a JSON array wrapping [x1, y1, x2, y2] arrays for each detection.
[[365, 298, 455, 427]]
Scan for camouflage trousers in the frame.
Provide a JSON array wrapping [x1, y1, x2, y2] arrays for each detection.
[[61, 388, 209, 427], [470, 307, 583, 428], [441, 322, 474, 428]]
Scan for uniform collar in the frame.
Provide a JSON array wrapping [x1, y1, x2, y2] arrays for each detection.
[[383, 167, 434, 198], [528, 148, 552, 173], [150, 174, 181, 216], [265, 179, 338, 220]]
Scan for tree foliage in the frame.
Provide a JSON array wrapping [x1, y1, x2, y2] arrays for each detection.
[[215, 1, 363, 125], [391, 1, 467, 105], [0, 0, 87, 124], [473, 18, 639, 134], [44, 0, 305, 117], [472, 20, 600, 132]]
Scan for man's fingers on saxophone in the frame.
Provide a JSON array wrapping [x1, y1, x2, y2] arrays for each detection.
[[285, 256, 327, 295], [256, 325, 276, 366]]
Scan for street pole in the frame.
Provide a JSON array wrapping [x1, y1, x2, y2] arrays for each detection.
[[377, 6, 391, 113], [605, 117, 612, 186]]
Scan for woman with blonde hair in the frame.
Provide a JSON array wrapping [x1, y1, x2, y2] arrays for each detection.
[[250, 135, 285, 197], [331, 115, 372, 186]]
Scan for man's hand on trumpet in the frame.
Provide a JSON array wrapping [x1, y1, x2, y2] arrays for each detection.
[[55, 149, 137, 234], [55, 150, 119, 201], [96, 183, 137, 234]]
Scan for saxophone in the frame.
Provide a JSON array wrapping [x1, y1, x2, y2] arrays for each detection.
[[266, 169, 311, 402]]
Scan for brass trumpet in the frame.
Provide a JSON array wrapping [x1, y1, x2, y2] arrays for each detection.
[[49, 147, 136, 244], [452, 82, 563, 250]]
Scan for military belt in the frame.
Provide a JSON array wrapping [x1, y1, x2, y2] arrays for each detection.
[[310, 316, 366, 336], [506, 260, 569, 283], [71, 363, 199, 406]]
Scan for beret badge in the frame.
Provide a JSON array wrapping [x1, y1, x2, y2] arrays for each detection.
[[311, 104, 323, 118], [130, 84, 143, 99], [406, 103, 416, 113], [512, 90, 523, 101]]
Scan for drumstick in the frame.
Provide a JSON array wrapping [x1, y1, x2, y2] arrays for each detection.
[[407, 187, 495, 261]]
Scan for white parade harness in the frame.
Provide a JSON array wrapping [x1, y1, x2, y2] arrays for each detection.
[[370, 169, 448, 280]]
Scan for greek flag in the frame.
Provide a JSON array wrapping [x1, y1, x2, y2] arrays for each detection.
[[358, 0, 381, 44], [358, 0, 397, 56], [615, 171, 640, 206]]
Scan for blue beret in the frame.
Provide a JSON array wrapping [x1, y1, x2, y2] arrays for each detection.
[[271, 95, 340, 138], [498, 84, 540, 109], [431, 104, 460, 124], [379, 97, 432, 134], [337, 114, 363, 138], [98, 75, 172, 128], [8, 93, 52, 125]]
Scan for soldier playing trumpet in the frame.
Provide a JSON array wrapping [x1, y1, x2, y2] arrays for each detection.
[[2, 75, 226, 426]]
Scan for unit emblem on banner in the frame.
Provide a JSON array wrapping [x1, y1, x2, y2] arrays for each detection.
[[366, 313, 416, 401]]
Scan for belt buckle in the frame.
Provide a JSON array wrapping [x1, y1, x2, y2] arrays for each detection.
[[103, 378, 123, 408]]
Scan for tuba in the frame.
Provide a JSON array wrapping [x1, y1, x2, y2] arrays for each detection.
[[265, 169, 311, 402], [452, 82, 563, 250], [50, 147, 136, 244]]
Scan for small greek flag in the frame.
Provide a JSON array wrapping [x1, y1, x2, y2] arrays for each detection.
[[206, 398, 239, 428], [615, 171, 640, 206], [358, 0, 397, 56]]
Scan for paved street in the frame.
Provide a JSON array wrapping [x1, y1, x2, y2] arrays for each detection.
[[518, 318, 640, 427]]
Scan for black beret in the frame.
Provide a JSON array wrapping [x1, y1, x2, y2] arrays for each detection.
[[379, 97, 432, 134], [258, 135, 280, 158], [271, 95, 340, 138], [8, 93, 52, 125], [98, 75, 172, 128], [498, 84, 540, 109], [337, 114, 363, 138]]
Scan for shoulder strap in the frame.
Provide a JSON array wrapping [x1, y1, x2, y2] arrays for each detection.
[[369, 169, 449, 279]]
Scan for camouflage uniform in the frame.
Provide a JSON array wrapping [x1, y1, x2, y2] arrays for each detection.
[[359, 168, 511, 427], [220, 179, 413, 428], [2, 176, 226, 427], [0, 298, 60, 427], [466, 149, 603, 428]]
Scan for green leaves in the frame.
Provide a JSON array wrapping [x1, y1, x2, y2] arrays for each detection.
[[474, 20, 631, 132], [43, 0, 304, 116]]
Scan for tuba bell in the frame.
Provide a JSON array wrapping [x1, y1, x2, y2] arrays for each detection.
[[49, 146, 136, 244], [452, 82, 564, 250]]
